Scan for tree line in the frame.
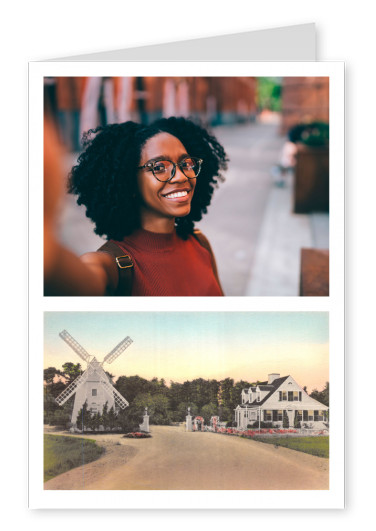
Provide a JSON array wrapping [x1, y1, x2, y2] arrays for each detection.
[[44, 364, 329, 431]]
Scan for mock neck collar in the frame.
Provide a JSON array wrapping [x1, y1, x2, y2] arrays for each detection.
[[121, 227, 179, 252]]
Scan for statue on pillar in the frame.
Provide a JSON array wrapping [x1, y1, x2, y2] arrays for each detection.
[[139, 405, 150, 433]]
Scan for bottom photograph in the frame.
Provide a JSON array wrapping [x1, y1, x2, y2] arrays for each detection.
[[43, 311, 329, 491]]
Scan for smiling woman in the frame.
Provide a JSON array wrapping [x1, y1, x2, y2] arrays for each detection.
[[44, 117, 228, 296]]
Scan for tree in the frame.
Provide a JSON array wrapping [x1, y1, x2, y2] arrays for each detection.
[[310, 382, 329, 407], [88, 412, 102, 432], [61, 362, 82, 384], [76, 400, 91, 432], [44, 367, 60, 385], [200, 402, 218, 424], [115, 375, 153, 403], [133, 393, 172, 425], [107, 406, 118, 431], [101, 402, 110, 430], [283, 410, 289, 429]]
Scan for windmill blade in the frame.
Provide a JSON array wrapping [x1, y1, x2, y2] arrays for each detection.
[[103, 336, 133, 364], [59, 330, 91, 363], [55, 371, 88, 406], [99, 379, 129, 409]]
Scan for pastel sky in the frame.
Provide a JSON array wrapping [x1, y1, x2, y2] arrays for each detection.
[[44, 312, 329, 393]]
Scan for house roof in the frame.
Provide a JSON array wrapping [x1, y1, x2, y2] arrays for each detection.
[[240, 376, 290, 408]]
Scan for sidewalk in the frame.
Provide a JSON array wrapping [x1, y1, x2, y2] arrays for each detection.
[[245, 174, 328, 296]]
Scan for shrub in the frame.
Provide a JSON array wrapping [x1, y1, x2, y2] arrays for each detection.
[[123, 432, 151, 439]]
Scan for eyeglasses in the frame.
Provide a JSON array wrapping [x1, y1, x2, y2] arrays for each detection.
[[138, 156, 203, 182]]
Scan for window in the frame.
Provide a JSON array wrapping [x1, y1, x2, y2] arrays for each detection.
[[92, 389, 97, 396], [264, 410, 272, 421], [297, 410, 303, 421], [257, 393, 261, 402], [282, 391, 287, 401], [314, 410, 324, 421], [288, 391, 293, 401], [293, 391, 299, 401], [273, 410, 283, 421]]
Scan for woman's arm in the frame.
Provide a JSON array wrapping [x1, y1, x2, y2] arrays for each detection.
[[44, 117, 118, 296]]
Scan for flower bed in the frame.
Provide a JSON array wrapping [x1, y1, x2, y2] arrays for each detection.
[[214, 427, 299, 438], [123, 432, 151, 439]]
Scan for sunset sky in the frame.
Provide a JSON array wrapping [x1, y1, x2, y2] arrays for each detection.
[[44, 312, 329, 393]]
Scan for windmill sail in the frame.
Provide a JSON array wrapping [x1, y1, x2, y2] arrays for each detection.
[[100, 379, 129, 409], [55, 371, 88, 405], [103, 336, 133, 364], [59, 330, 91, 363]]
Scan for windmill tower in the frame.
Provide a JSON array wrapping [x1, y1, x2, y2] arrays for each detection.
[[55, 330, 133, 427]]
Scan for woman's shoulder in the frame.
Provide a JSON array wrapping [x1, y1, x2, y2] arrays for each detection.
[[191, 229, 212, 254]]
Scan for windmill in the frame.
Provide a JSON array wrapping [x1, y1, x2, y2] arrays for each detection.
[[55, 330, 133, 427]]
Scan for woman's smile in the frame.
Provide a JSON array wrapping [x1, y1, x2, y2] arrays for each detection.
[[162, 187, 192, 201]]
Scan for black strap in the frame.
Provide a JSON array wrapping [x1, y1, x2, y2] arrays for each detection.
[[97, 241, 134, 296]]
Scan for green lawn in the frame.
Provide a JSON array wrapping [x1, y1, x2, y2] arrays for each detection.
[[253, 436, 329, 458], [44, 434, 105, 482]]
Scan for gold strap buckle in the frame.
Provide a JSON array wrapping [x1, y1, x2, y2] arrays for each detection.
[[115, 255, 133, 269]]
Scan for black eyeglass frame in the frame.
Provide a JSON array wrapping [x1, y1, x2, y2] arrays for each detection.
[[138, 157, 203, 182]]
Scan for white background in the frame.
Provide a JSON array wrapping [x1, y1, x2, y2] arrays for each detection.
[[2, 0, 371, 527]]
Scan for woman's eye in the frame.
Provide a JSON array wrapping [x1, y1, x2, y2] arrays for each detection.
[[153, 162, 168, 173], [182, 158, 195, 169]]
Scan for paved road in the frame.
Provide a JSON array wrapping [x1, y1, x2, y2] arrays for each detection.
[[45, 425, 328, 490]]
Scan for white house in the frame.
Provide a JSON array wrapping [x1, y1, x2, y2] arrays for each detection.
[[234, 373, 329, 430]]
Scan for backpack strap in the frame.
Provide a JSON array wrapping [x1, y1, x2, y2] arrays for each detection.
[[193, 229, 223, 295], [97, 241, 134, 296]]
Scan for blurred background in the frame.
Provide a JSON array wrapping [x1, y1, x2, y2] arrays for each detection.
[[44, 76, 329, 296]]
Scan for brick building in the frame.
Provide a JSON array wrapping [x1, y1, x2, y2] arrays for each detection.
[[280, 77, 329, 135]]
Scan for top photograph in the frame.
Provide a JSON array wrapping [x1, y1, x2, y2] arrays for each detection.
[[44, 76, 330, 297]]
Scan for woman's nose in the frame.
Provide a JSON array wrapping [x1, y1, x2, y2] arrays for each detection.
[[169, 164, 188, 182]]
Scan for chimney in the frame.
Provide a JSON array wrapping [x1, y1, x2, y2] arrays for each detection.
[[268, 373, 280, 384]]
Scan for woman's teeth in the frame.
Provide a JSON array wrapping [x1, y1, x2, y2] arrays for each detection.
[[165, 191, 188, 199]]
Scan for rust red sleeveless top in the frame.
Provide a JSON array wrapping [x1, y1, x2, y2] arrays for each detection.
[[113, 228, 223, 296]]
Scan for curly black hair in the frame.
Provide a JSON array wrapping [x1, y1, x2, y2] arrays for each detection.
[[68, 117, 228, 240]]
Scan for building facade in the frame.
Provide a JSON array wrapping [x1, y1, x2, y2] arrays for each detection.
[[235, 373, 329, 430]]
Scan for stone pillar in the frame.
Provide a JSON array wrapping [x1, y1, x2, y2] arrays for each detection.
[[139, 407, 150, 433], [186, 407, 193, 432]]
